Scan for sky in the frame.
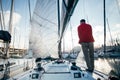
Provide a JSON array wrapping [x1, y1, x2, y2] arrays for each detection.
[[64, 0, 120, 50], [1, 0, 120, 51], [0, 0, 36, 49]]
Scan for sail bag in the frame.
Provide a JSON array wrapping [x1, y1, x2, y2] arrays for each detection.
[[0, 30, 11, 43]]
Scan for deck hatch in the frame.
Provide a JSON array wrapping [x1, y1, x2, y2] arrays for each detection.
[[74, 72, 81, 78]]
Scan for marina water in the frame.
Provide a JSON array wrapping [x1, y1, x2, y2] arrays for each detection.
[[77, 55, 120, 78]]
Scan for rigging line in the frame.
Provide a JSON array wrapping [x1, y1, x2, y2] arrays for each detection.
[[106, 18, 114, 46], [0, 0, 5, 30], [8, 0, 14, 34], [34, 11, 57, 26], [107, 0, 120, 20], [106, 1, 116, 18], [23, 0, 29, 49], [63, 0, 67, 10], [0, 13, 3, 30], [83, 0, 85, 18], [116, 0, 120, 17], [82, 0, 86, 20], [28, 0, 32, 21], [83, 0, 89, 23], [70, 20, 74, 50], [62, 36, 65, 52]]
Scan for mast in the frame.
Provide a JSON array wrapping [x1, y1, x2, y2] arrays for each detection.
[[0, 13, 3, 29], [0, 0, 5, 30], [103, 0, 106, 53], [57, 0, 61, 58], [2, 0, 14, 79]]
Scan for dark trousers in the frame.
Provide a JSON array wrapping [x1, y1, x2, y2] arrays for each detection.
[[81, 42, 94, 70]]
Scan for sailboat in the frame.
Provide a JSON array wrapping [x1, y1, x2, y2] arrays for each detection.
[[1, 0, 117, 80], [7, 0, 111, 80]]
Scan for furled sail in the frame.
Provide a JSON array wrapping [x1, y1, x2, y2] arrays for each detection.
[[29, 0, 78, 58], [60, 0, 79, 40], [58, 0, 79, 58]]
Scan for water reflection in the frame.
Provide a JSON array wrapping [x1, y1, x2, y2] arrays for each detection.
[[95, 58, 112, 74], [95, 58, 120, 79], [106, 58, 120, 79], [77, 57, 120, 79]]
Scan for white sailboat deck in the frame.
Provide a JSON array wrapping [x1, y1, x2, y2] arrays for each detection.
[[41, 61, 93, 80], [9, 60, 108, 80], [41, 61, 77, 80]]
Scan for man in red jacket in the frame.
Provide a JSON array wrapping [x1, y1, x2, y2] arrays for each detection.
[[77, 19, 94, 72]]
